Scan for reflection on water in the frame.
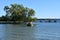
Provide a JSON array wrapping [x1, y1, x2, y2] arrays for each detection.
[[0, 23, 60, 40]]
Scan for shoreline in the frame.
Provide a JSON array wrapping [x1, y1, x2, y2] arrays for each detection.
[[0, 21, 23, 24]]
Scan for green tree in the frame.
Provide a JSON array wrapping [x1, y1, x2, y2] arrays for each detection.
[[4, 4, 36, 22]]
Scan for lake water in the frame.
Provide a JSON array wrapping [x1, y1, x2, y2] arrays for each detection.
[[0, 22, 60, 40]]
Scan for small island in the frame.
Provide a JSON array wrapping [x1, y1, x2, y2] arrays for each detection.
[[0, 4, 37, 26]]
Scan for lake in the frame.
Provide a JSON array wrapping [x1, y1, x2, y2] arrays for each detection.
[[0, 22, 60, 40]]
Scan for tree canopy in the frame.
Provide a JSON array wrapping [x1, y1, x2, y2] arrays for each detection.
[[1, 4, 37, 22]]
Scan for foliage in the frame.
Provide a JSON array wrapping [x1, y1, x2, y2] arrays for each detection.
[[3, 4, 37, 22]]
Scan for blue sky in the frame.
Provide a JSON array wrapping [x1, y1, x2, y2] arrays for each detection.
[[0, 0, 60, 19]]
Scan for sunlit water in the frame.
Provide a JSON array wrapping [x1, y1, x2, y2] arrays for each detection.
[[0, 22, 60, 40]]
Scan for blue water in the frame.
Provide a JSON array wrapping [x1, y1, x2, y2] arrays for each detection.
[[0, 22, 60, 40]]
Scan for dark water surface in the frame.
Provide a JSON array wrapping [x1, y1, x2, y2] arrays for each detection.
[[0, 23, 60, 40]]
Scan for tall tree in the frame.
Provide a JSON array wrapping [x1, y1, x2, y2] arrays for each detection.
[[4, 4, 36, 22]]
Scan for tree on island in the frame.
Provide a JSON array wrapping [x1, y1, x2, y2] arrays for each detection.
[[3, 4, 37, 25]]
